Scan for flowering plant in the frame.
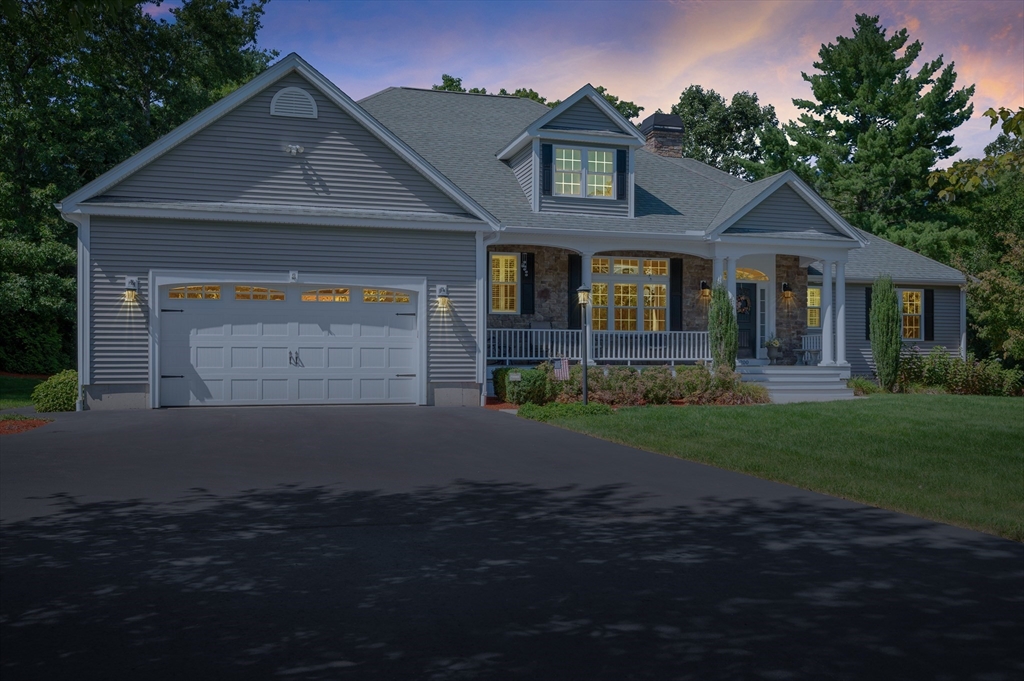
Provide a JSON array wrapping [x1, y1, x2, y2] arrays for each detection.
[[763, 335, 781, 349]]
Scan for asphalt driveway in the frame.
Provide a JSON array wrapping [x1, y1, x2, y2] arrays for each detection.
[[1, 406, 1021, 680]]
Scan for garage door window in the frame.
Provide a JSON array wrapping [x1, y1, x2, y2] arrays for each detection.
[[363, 289, 410, 303], [169, 285, 220, 300], [235, 285, 285, 301], [302, 288, 350, 302]]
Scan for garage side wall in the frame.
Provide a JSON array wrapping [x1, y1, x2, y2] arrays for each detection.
[[87, 217, 479, 408]]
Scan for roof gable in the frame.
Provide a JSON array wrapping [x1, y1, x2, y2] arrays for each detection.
[[62, 54, 496, 227], [542, 96, 620, 133], [725, 184, 844, 239]]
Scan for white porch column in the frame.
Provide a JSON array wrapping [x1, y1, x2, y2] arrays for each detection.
[[580, 252, 595, 365], [725, 256, 737, 300], [835, 261, 847, 366], [821, 260, 835, 365], [712, 256, 724, 287]]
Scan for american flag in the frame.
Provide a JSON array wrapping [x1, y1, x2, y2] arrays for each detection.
[[554, 357, 570, 381]]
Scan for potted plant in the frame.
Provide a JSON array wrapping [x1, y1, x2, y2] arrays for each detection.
[[763, 335, 782, 364]]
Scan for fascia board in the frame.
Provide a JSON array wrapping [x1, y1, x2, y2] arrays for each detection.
[[533, 131, 643, 146], [501, 225, 707, 240], [67, 204, 490, 232], [496, 132, 531, 160], [61, 53, 306, 209], [713, 234, 863, 250]]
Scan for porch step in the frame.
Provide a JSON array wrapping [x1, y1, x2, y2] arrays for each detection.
[[737, 365, 855, 404]]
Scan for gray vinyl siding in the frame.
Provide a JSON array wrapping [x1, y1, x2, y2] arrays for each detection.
[[728, 185, 842, 237], [88, 217, 477, 385], [542, 97, 621, 132], [509, 146, 533, 204], [100, 73, 466, 216], [844, 284, 961, 377], [540, 195, 629, 217]]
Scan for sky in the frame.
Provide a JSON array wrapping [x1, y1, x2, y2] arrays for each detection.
[[149, 0, 1024, 165]]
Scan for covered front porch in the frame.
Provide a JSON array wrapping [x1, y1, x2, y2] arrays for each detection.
[[484, 240, 852, 367]]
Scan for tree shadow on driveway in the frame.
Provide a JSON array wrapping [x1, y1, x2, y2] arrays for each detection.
[[2, 481, 1021, 680]]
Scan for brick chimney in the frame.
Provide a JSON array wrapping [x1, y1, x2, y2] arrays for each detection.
[[639, 113, 684, 157]]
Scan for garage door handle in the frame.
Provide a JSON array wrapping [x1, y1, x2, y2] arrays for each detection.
[[395, 374, 416, 377], [395, 313, 416, 316], [161, 375, 184, 379], [161, 309, 183, 313]]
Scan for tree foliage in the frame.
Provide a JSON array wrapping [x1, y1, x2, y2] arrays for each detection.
[[968, 233, 1024, 362], [930, 107, 1024, 201], [431, 75, 642, 120], [670, 85, 778, 179], [0, 0, 275, 373], [708, 285, 738, 371], [785, 14, 974, 235], [870, 276, 902, 391]]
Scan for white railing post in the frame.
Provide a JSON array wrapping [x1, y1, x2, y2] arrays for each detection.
[[821, 260, 835, 365]]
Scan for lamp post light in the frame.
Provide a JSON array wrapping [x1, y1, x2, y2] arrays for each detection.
[[577, 285, 591, 405]]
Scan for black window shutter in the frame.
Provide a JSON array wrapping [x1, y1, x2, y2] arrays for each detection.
[[865, 287, 873, 341], [924, 289, 934, 341], [520, 253, 535, 315], [541, 144, 553, 196], [568, 254, 582, 329], [669, 258, 683, 331], [616, 149, 627, 201]]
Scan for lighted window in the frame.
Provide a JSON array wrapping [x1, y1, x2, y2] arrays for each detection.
[[235, 285, 285, 301], [489, 254, 518, 313], [590, 283, 608, 330], [554, 147, 615, 199], [735, 267, 769, 281], [587, 150, 614, 197], [591, 257, 609, 274], [364, 289, 411, 304], [901, 290, 923, 340], [615, 307, 637, 331], [807, 287, 821, 328], [302, 288, 350, 302], [643, 284, 667, 331], [614, 283, 638, 330], [169, 285, 220, 300], [613, 259, 639, 275], [554, 148, 582, 196], [643, 259, 668, 276]]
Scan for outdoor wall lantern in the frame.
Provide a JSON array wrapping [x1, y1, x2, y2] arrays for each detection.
[[123, 275, 139, 303], [781, 282, 794, 301], [577, 285, 591, 405], [436, 284, 450, 310], [698, 280, 711, 301]]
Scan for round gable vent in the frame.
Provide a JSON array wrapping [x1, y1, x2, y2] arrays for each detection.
[[271, 87, 318, 119]]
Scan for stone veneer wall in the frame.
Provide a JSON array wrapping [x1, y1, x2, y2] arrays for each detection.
[[487, 246, 572, 329], [774, 254, 808, 363], [487, 247, 714, 331]]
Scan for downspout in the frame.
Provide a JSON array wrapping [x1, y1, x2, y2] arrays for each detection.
[[477, 229, 502, 405]]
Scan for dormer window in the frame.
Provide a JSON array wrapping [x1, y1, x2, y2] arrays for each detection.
[[554, 147, 615, 199]]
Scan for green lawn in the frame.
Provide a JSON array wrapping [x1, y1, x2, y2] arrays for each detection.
[[527, 394, 1024, 541], [0, 376, 42, 410]]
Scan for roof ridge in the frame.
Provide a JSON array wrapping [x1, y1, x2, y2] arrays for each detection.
[[393, 86, 531, 100]]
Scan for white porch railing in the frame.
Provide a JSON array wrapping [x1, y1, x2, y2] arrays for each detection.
[[486, 329, 711, 363]]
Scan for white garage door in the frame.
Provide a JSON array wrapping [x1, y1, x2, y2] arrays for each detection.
[[159, 284, 419, 406]]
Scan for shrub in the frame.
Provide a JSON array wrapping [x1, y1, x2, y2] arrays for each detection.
[[505, 368, 553, 405], [31, 369, 78, 412], [518, 401, 614, 422], [847, 376, 882, 396], [672, 365, 770, 405], [675, 364, 713, 398], [708, 284, 738, 370], [639, 366, 676, 404], [870, 275, 902, 391], [491, 367, 513, 402], [897, 346, 1024, 396]]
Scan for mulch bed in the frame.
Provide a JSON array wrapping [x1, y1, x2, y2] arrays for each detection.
[[0, 419, 51, 435], [483, 397, 517, 411]]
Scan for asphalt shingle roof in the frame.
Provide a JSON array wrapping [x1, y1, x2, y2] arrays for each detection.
[[359, 87, 963, 284]]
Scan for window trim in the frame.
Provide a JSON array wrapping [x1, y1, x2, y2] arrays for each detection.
[[591, 257, 670, 332], [898, 288, 924, 341], [552, 146, 617, 200], [489, 252, 520, 315]]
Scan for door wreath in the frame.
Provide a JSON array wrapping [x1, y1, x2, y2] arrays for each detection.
[[736, 294, 751, 315]]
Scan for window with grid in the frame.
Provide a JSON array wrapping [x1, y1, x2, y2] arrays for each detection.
[[591, 257, 609, 274], [554, 147, 615, 199], [590, 283, 608, 330], [301, 288, 350, 302], [901, 290, 923, 340], [235, 285, 284, 301], [363, 289, 411, 303], [613, 284, 638, 330], [490, 254, 518, 313], [643, 284, 667, 331], [169, 285, 220, 300], [807, 287, 821, 328]]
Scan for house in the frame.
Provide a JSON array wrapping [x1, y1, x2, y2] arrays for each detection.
[[58, 53, 966, 409]]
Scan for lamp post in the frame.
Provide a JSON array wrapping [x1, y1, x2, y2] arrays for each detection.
[[577, 285, 591, 405]]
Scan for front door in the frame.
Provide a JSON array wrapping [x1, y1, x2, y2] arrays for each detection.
[[736, 283, 757, 359]]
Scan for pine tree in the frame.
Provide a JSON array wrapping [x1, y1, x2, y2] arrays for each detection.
[[708, 285, 738, 371], [870, 276, 902, 391]]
